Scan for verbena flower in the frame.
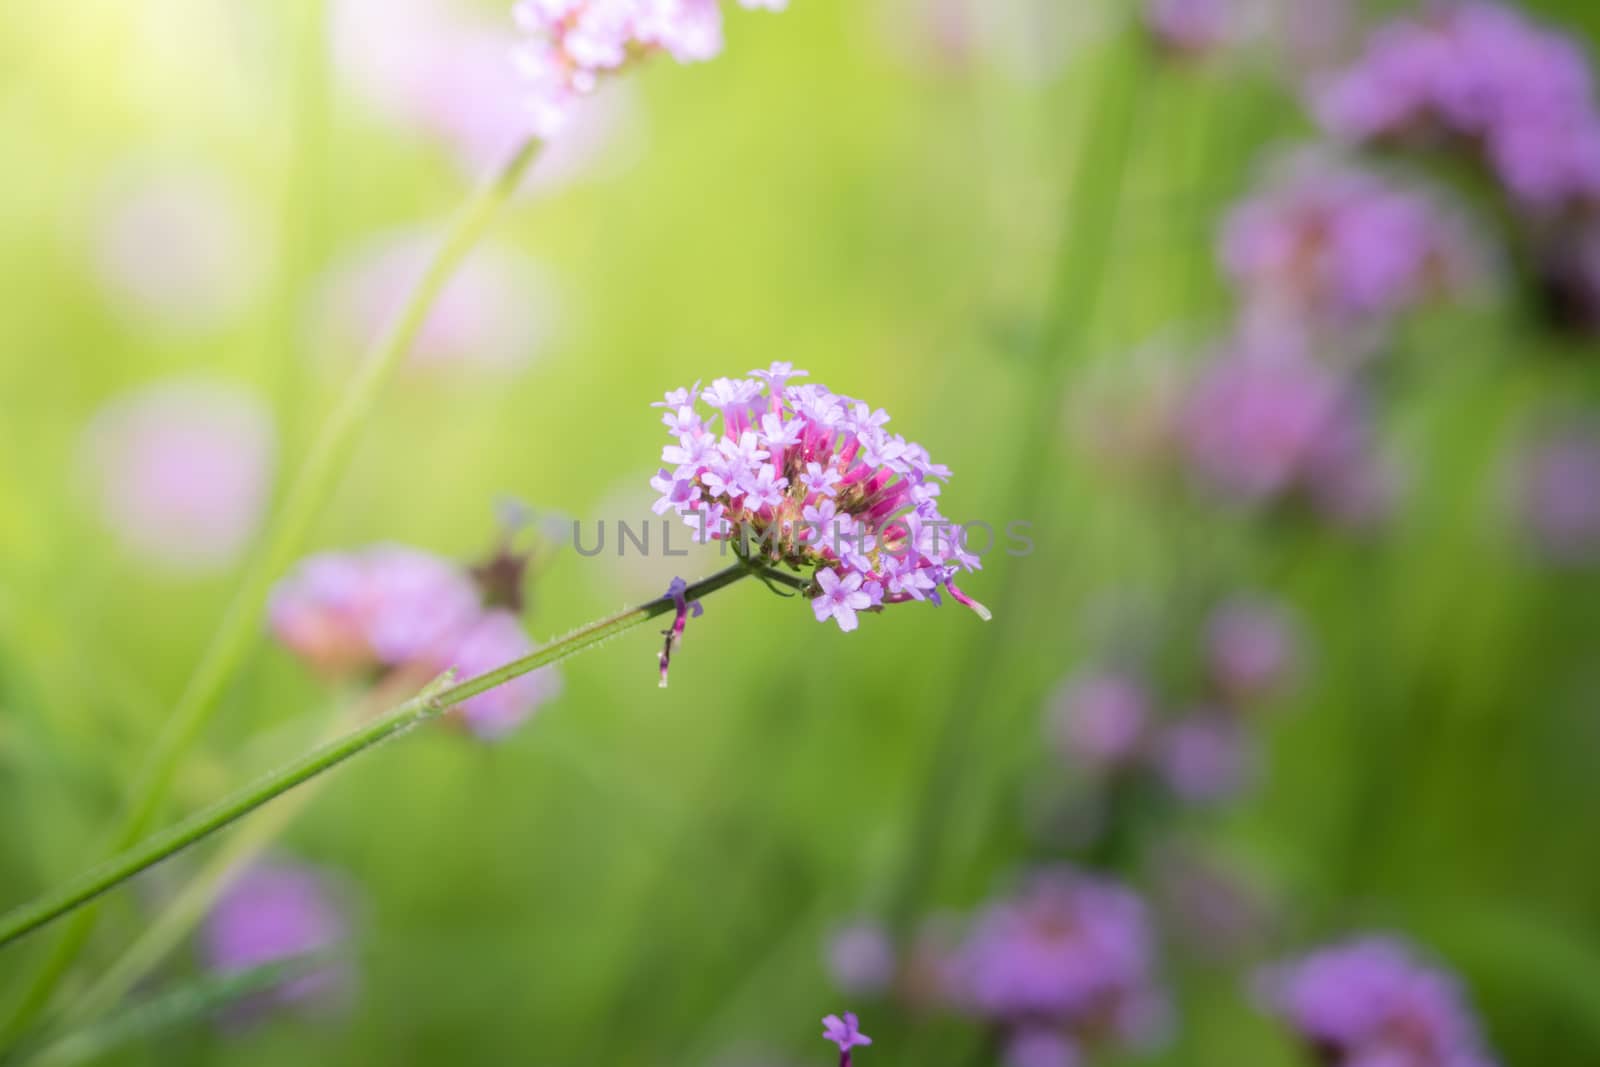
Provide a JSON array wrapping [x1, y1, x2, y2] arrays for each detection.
[[1153, 713, 1253, 805], [1512, 419, 1600, 566], [271, 544, 560, 736], [1142, 0, 1235, 57], [657, 576, 704, 686], [1221, 152, 1486, 342], [79, 380, 276, 574], [649, 364, 988, 631], [822, 1012, 872, 1063], [952, 868, 1166, 1051], [1003, 1029, 1080, 1067], [825, 921, 896, 997], [1205, 595, 1301, 703], [513, 0, 786, 139], [201, 860, 352, 1019], [1315, 2, 1600, 215], [1259, 936, 1499, 1067], [1048, 671, 1151, 774]]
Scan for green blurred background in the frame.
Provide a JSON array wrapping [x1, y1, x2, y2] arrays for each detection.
[[2, 0, 1600, 1064]]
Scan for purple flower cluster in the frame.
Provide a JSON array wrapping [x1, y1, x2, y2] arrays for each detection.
[[1316, 2, 1600, 215], [513, 0, 785, 138], [1178, 336, 1394, 528], [1513, 419, 1600, 567], [270, 544, 560, 738], [1221, 153, 1485, 343], [1143, 0, 1234, 57], [201, 861, 352, 1018], [950, 867, 1167, 1058], [1260, 937, 1499, 1067], [649, 364, 987, 631], [1050, 596, 1300, 805]]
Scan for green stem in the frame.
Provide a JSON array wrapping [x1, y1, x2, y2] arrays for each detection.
[[0, 561, 794, 960], [0, 138, 543, 1042]]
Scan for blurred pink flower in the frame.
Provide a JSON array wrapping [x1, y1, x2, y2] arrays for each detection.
[[1048, 671, 1150, 773], [79, 380, 276, 573], [1205, 595, 1301, 703], [1143, 0, 1235, 57], [437, 609, 562, 740], [312, 233, 555, 373], [1155, 714, 1254, 805], [826, 921, 897, 997], [1514, 419, 1600, 566], [89, 163, 267, 333]]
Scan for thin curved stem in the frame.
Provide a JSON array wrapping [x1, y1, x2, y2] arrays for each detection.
[[0, 561, 795, 957], [0, 138, 543, 1043]]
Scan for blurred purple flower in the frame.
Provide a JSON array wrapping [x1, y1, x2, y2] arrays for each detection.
[[1048, 671, 1150, 773], [89, 163, 266, 333], [333, 0, 635, 187], [1003, 1029, 1079, 1067], [439, 609, 562, 740], [1155, 714, 1254, 805], [79, 380, 276, 573], [1152, 848, 1277, 963], [201, 861, 351, 1017], [1143, 0, 1234, 57], [1179, 338, 1393, 528], [1514, 420, 1600, 566], [269, 545, 481, 677], [826, 922, 897, 998], [953, 867, 1164, 1049], [1221, 152, 1486, 338], [513, 0, 786, 139], [1315, 2, 1600, 215], [1260, 936, 1499, 1067], [312, 233, 555, 373], [1206, 595, 1300, 703]]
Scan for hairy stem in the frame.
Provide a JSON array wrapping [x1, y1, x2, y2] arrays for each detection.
[[0, 139, 543, 1042], [0, 561, 797, 958]]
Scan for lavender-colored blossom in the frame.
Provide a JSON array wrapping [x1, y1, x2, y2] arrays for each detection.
[[1048, 671, 1151, 773], [89, 163, 266, 333], [657, 575, 704, 686], [438, 609, 562, 739], [1221, 153, 1485, 338], [1154, 715, 1254, 805], [649, 365, 987, 631], [334, 0, 635, 186], [269, 545, 481, 677], [1179, 339, 1391, 527], [954, 867, 1163, 1048], [513, 0, 786, 139], [1003, 1030, 1079, 1067], [1143, 0, 1234, 56], [201, 861, 351, 1016], [1260, 936, 1499, 1067], [1206, 595, 1300, 702], [1514, 420, 1600, 566], [822, 1012, 872, 1060], [826, 922, 896, 997], [79, 380, 276, 573], [1315, 3, 1600, 214], [313, 234, 553, 372]]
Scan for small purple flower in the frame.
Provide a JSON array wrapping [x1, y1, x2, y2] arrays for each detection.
[[201, 861, 352, 1019], [1003, 1030, 1080, 1067], [1259, 936, 1499, 1067], [1206, 595, 1301, 702], [822, 1012, 872, 1063], [812, 569, 878, 633], [1143, 0, 1234, 57], [1155, 714, 1254, 805], [826, 922, 896, 997], [440, 609, 562, 740], [1048, 671, 1150, 773], [1513, 419, 1600, 565], [657, 576, 704, 687], [79, 380, 276, 574], [953, 867, 1164, 1049]]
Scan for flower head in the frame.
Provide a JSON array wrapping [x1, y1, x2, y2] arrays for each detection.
[[438, 609, 562, 739], [822, 1011, 872, 1054], [1154, 714, 1254, 805], [1259, 936, 1499, 1067], [201, 861, 352, 1019], [1513, 418, 1600, 566], [513, 0, 785, 138], [1205, 595, 1301, 702], [649, 365, 987, 631], [1143, 0, 1235, 57], [953, 868, 1165, 1048], [658, 575, 704, 686], [826, 922, 896, 997], [79, 380, 276, 574], [1048, 671, 1151, 773]]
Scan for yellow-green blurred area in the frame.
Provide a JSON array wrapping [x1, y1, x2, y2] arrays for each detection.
[[3, 0, 1600, 1065]]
